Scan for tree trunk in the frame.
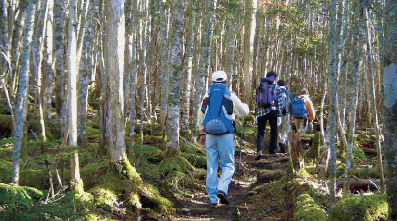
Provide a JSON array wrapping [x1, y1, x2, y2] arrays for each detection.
[[43, 0, 54, 122], [105, 0, 127, 162], [383, 0, 397, 219], [77, 1, 93, 143], [166, 0, 184, 149], [139, 0, 148, 142], [68, 0, 83, 194], [35, 0, 50, 141], [343, 3, 362, 196], [12, 0, 36, 184], [242, 0, 257, 104], [180, 0, 195, 135], [54, 0, 66, 136], [327, 0, 339, 207]]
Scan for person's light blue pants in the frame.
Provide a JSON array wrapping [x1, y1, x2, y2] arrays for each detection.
[[205, 133, 235, 204]]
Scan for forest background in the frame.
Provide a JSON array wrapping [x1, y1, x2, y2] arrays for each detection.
[[0, 0, 396, 220]]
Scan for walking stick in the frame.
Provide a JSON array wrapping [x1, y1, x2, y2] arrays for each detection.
[[237, 117, 244, 189]]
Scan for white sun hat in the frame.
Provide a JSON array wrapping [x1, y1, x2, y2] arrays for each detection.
[[212, 70, 227, 83]]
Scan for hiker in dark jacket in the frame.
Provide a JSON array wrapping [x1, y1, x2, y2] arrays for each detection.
[[254, 71, 286, 160]]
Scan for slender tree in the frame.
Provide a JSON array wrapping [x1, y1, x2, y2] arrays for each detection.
[[343, 1, 362, 195], [12, 0, 36, 184], [327, 0, 339, 207], [166, 0, 184, 149], [68, 0, 83, 193], [364, 6, 385, 193]]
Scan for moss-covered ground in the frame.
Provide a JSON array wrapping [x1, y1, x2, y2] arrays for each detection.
[[0, 109, 389, 220]]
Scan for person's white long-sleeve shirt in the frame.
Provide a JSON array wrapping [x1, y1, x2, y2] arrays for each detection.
[[197, 91, 250, 132]]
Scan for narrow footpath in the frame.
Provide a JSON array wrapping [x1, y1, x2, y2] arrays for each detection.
[[171, 147, 291, 221]]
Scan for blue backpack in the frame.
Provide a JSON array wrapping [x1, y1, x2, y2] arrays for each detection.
[[201, 83, 234, 135], [291, 96, 307, 118], [255, 78, 277, 108]]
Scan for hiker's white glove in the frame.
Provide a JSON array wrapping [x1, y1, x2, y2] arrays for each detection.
[[277, 117, 282, 127]]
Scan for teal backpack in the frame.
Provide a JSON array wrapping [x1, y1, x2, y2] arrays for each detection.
[[201, 83, 234, 135]]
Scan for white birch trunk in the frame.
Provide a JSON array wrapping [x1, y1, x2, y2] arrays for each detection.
[[68, 0, 83, 192], [44, 0, 54, 121], [12, 0, 36, 184], [139, 0, 148, 142], [166, 0, 184, 149], [106, 0, 127, 162], [327, 0, 339, 207]]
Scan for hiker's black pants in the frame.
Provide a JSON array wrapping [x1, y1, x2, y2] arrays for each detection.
[[256, 110, 278, 154]]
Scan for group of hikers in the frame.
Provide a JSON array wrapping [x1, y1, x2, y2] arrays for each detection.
[[197, 70, 316, 207]]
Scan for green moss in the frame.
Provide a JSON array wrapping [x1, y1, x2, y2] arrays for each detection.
[[352, 166, 380, 179], [80, 160, 109, 190], [293, 193, 326, 221], [157, 154, 195, 179], [0, 183, 44, 209], [120, 158, 143, 183], [328, 194, 388, 221], [19, 169, 48, 190], [181, 152, 206, 169], [88, 169, 173, 217], [86, 126, 100, 141]]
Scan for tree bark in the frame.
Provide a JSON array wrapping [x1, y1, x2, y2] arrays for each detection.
[[12, 0, 36, 184], [166, 0, 184, 149], [242, 0, 257, 103], [43, 0, 54, 122], [54, 0, 66, 136], [68, 0, 83, 193], [327, 0, 339, 207], [105, 0, 127, 162]]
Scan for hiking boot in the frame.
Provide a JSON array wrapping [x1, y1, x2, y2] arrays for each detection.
[[255, 150, 263, 161], [211, 203, 219, 208], [217, 191, 229, 205]]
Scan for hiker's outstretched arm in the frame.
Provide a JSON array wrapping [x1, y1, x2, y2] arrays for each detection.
[[230, 92, 249, 118]]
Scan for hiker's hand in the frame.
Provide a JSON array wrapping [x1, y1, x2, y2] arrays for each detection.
[[200, 134, 206, 147]]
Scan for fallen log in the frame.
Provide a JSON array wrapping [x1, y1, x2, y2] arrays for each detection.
[[336, 177, 380, 192]]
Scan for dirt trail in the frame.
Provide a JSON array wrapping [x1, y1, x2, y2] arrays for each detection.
[[171, 147, 290, 221]]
